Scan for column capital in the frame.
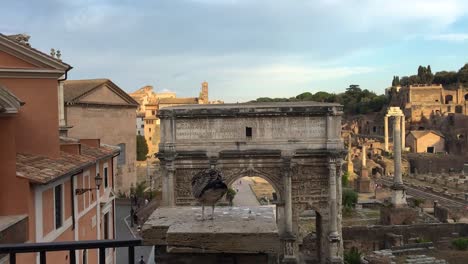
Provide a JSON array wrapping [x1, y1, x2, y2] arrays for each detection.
[[328, 157, 337, 169], [328, 232, 341, 243]]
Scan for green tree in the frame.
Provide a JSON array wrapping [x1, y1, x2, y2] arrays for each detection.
[[400, 76, 410, 86], [391, 76, 400, 86], [458, 63, 468, 84], [136, 135, 149, 161], [408, 75, 421, 85], [434, 71, 458, 86], [295, 92, 313, 100]]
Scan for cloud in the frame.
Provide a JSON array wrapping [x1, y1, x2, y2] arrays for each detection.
[[427, 33, 468, 42], [2, 0, 468, 102]]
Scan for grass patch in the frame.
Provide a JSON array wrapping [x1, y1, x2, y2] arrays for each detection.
[[452, 238, 468, 250]]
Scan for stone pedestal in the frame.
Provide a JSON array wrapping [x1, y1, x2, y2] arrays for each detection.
[[391, 184, 407, 207], [380, 206, 417, 225], [355, 169, 372, 193]]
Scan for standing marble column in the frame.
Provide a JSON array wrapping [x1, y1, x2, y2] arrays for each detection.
[[391, 115, 407, 207], [401, 116, 406, 151], [362, 145, 366, 168], [284, 168, 293, 235], [282, 158, 296, 263], [336, 158, 344, 258], [328, 157, 340, 263], [393, 116, 403, 186], [167, 166, 175, 206], [384, 115, 389, 152]]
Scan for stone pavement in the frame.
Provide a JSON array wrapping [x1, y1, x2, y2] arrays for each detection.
[[115, 203, 153, 264], [232, 177, 260, 206], [405, 255, 448, 264]]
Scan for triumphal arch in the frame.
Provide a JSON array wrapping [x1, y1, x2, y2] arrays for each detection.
[[157, 102, 346, 263]]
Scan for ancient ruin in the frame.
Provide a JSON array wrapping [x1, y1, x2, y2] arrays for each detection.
[[142, 102, 346, 263]]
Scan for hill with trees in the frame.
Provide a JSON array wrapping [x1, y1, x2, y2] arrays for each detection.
[[251, 84, 388, 116], [392, 63, 468, 88]]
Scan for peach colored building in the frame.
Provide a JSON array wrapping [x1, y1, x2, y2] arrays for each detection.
[[63, 79, 139, 194], [129, 82, 214, 156], [0, 33, 117, 264], [406, 130, 445, 153], [396, 84, 468, 123]]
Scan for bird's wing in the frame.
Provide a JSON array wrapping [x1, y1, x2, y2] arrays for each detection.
[[191, 169, 220, 198]]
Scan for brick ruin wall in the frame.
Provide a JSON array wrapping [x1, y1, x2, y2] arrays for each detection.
[[342, 223, 468, 253], [407, 154, 465, 173]]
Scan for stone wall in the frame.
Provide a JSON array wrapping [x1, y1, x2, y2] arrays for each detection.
[[407, 153, 465, 174], [66, 105, 137, 193], [342, 223, 468, 252]]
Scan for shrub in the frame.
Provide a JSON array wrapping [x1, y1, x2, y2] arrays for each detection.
[[343, 188, 358, 208], [226, 188, 236, 206], [413, 198, 425, 208], [452, 238, 468, 250], [415, 237, 431, 243], [342, 171, 350, 187], [344, 247, 361, 264]]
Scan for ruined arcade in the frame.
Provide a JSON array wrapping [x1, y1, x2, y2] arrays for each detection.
[[143, 102, 346, 263]]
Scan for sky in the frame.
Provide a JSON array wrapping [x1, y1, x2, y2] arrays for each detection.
[[1, 0, 468, 102]]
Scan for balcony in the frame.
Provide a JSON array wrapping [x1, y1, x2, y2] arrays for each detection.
[[0, 239, 142, 264]]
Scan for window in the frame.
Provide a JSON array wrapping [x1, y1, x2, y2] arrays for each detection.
[[149, 128, 151, 132], [141, 124, 144, 128], [54, 184, 63, 229], [117, 143, 126, 165], [138, 131, 140, 135], [455, 105, 463, 114], [104, 166, 108, 188], [445, 95, 453, 104], [152, 110, 156, 115], [372, 126, 376, 133], [246, 127, 252, 137], [104, 212, 110, 239], [427, 147, 435, 153], [149, 137, 152, 141]]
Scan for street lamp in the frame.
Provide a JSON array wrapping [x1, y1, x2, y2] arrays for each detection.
[[75, 173, 102, 195]]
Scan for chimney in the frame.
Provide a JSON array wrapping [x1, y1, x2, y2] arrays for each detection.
[[61, 143, 81, 155], [80, 139, 101, 148]]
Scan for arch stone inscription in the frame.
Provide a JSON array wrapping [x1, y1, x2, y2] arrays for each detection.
[[157, 102, 346, 264]]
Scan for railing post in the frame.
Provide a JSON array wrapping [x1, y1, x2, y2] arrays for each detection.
[[99, 247, 106, 264], [69, 249, 76, 264], [40, 251, 46, 264], [128, 246, 135, 264], [9, 253, 16, 264]]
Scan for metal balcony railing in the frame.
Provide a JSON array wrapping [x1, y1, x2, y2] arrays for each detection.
[[0, 239, 142, 264]]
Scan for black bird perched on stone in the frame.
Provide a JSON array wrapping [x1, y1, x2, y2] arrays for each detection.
[[191, 168, 228, 220]]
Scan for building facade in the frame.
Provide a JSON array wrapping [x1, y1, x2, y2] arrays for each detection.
[[406, 130, 445, 153], [396, 84, 468, 123], [0, 33, 118, 264], [129, 81, 218, 157], [63, 79, 139, 194]]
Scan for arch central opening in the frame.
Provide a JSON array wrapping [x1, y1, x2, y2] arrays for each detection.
[[229, 176, 278, 207]]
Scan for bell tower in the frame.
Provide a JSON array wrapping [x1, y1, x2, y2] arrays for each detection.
[[199, 81, 209, 104]]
